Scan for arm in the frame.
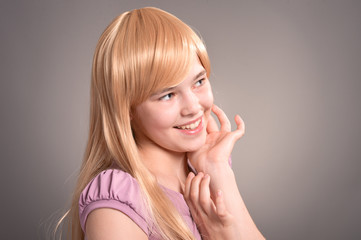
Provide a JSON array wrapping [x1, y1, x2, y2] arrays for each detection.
[[184, 171, 238, 240], [86, 208, 148, 240], [186, 105, 265, 240], [185, 169, 265, 240]]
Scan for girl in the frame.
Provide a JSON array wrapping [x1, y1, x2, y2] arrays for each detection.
[[65, 7, 264, 240]]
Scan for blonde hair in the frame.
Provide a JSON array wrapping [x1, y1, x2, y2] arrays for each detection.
[[64, 7, 210, 239]]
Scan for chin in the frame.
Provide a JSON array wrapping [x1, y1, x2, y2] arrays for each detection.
[[184, 135, 207, 153]]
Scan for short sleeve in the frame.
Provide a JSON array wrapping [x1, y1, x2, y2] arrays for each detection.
[[79, 169, 150, 236]]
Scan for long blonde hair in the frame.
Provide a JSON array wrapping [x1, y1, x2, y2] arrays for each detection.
[[66, 7, 210, 239]]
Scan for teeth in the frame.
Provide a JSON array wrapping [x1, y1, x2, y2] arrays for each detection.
[[178, 119, 201, 130]]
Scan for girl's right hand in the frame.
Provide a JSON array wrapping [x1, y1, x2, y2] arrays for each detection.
[[184, 172, 240, 240], [187, 104, 245, 175], [186, 106, 265, 240]]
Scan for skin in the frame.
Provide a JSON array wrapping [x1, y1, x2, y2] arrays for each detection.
[[185, 105, 265, 240], [131, 55, 213, 192], [86, 55, 265, 239], [86, 208, 148, 240]]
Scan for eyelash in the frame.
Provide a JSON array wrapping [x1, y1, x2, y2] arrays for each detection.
[[158, 78, 206, 101], [159, 93, 174, 101], [194, 78, 205, 87]]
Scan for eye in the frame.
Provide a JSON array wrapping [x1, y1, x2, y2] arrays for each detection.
[[159, 93, 174, 101], [194, 78, 205, 87]]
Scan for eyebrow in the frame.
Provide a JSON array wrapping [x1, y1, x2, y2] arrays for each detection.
[[153, 86, 177, 97], [195, 69, 207, 80], [151, 69, 207, 97]]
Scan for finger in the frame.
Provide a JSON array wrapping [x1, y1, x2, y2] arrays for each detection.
[[206, 115, 219, 133], [184, 172, 195, 201], [235, 114, 245, 133], [229, 115, 245, 142], [184, 172, 199, 218], [199, 174, 212, 215], [189, 172, 204, 206], [212, 105, 231, 132], [188, 172, 207, 218]]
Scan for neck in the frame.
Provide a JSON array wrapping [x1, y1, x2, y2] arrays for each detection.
[[138, 144, 189, 193]]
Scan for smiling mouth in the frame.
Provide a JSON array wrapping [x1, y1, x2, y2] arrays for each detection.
[[174, 119, 201, 130]]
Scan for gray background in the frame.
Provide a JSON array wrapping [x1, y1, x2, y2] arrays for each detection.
[[1, 0, 360, 239]]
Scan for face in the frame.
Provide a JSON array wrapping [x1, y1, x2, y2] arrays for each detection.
[[132, 55, 214, 153]]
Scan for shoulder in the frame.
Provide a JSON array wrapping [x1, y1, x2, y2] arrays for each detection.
[[86, 208, 148, 240], [79, 168, 149, 236]]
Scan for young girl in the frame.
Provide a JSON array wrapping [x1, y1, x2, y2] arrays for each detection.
[[66, 7, 265, 240]]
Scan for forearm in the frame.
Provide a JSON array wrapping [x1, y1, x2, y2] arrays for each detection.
[[205, 162, 265, 240]]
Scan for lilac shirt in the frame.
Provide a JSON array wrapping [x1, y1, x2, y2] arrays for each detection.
[[79, 168, 202, 240]]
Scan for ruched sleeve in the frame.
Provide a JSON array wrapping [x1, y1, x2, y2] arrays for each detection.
[[79, 169, 150, 236]]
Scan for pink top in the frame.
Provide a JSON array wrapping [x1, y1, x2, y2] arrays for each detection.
[[79, 168, 202, 240]]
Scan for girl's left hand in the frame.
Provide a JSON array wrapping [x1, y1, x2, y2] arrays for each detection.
[[184, 172, 239, 240], [187, 104, 245, 173]]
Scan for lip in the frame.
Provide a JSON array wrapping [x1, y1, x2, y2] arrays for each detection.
[[175, 116, 203, 127], [174, 116, 204, 135]]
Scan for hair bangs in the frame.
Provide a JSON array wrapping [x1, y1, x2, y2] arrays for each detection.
[[117, 7, 210, 106]]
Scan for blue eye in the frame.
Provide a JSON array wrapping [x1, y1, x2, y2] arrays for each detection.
[[159, 93, 173, 101], [195, 78, 205, 87]]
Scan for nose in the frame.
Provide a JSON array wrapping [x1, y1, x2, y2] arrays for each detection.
[[180, 91, 201, 116]]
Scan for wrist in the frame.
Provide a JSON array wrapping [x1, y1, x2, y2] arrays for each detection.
[[202, 222, 241, 240], [205, 162, 235, 180]]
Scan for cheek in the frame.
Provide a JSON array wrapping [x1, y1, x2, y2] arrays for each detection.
[[145, 105, 179, 129]]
